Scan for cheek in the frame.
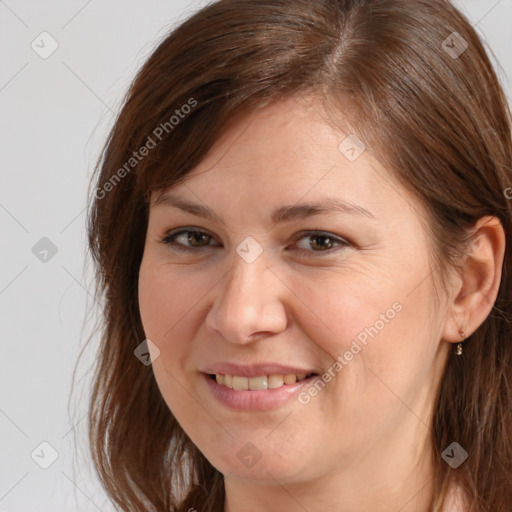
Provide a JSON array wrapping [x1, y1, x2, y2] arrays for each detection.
[[138, 260, 203, 344], [285, 270, 405, 358], [138, 261, 216, 444], [138, 260, 213, 403], [290, 264, 436, 407], [137, 261, 203, 413]]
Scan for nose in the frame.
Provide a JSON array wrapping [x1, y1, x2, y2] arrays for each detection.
[[204, 248, 288, 345]]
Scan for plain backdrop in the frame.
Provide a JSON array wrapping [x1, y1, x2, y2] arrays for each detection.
[[0, 1, 510, 511]]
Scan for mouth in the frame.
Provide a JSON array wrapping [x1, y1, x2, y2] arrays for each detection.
[[208, 372, 318, 391], [201, 363, 321, 410], [202, 368, 320, 410]]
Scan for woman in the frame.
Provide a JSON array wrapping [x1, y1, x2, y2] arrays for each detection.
[[86, 0, 512, 510]]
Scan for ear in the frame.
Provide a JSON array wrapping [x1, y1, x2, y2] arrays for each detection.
[[442, 216, 506, 344]]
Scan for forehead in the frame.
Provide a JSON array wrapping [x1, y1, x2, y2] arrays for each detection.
[[187, 97, 351, 177], [150, 95, 420, 228]]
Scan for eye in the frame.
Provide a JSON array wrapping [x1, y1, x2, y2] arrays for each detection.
[[291, 230, 350, 255], [160, 228, 350, 256], [160, 228, 220, 252]]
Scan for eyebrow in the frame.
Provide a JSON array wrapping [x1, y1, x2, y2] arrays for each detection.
[[152, 191, 376, 224]]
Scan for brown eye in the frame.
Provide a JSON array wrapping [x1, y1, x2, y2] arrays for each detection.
[[293, 231, 350, 254], [161, 229, 220, 252]]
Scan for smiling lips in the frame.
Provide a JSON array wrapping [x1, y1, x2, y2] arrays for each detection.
[[204, 363, 319, 391], [203, 364, 320, 410], [214, 373, 311, 390]]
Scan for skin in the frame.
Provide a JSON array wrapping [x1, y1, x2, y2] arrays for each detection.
[[138, 95, 505, 512]]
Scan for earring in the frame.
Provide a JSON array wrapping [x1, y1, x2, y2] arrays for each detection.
[[456, 328, 465, 356]]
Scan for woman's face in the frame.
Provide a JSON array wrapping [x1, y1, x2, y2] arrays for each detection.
[[138, 95, 451, 486]]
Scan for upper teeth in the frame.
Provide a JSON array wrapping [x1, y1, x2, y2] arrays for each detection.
[[215, 373, 308, 390]]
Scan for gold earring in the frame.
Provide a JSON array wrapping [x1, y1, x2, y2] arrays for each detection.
[[456, 328, 465, 356]]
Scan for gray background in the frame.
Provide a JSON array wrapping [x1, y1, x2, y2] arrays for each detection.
[[0, 1, 510, 511]]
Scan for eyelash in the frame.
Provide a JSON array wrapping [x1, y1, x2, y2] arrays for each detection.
[[160, 228, 351, 256]]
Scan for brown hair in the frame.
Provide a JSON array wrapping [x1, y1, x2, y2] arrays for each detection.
[[85, 0, 512, 510]]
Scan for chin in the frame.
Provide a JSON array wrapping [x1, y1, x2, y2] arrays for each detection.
[[205, 445, 314, 484]]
